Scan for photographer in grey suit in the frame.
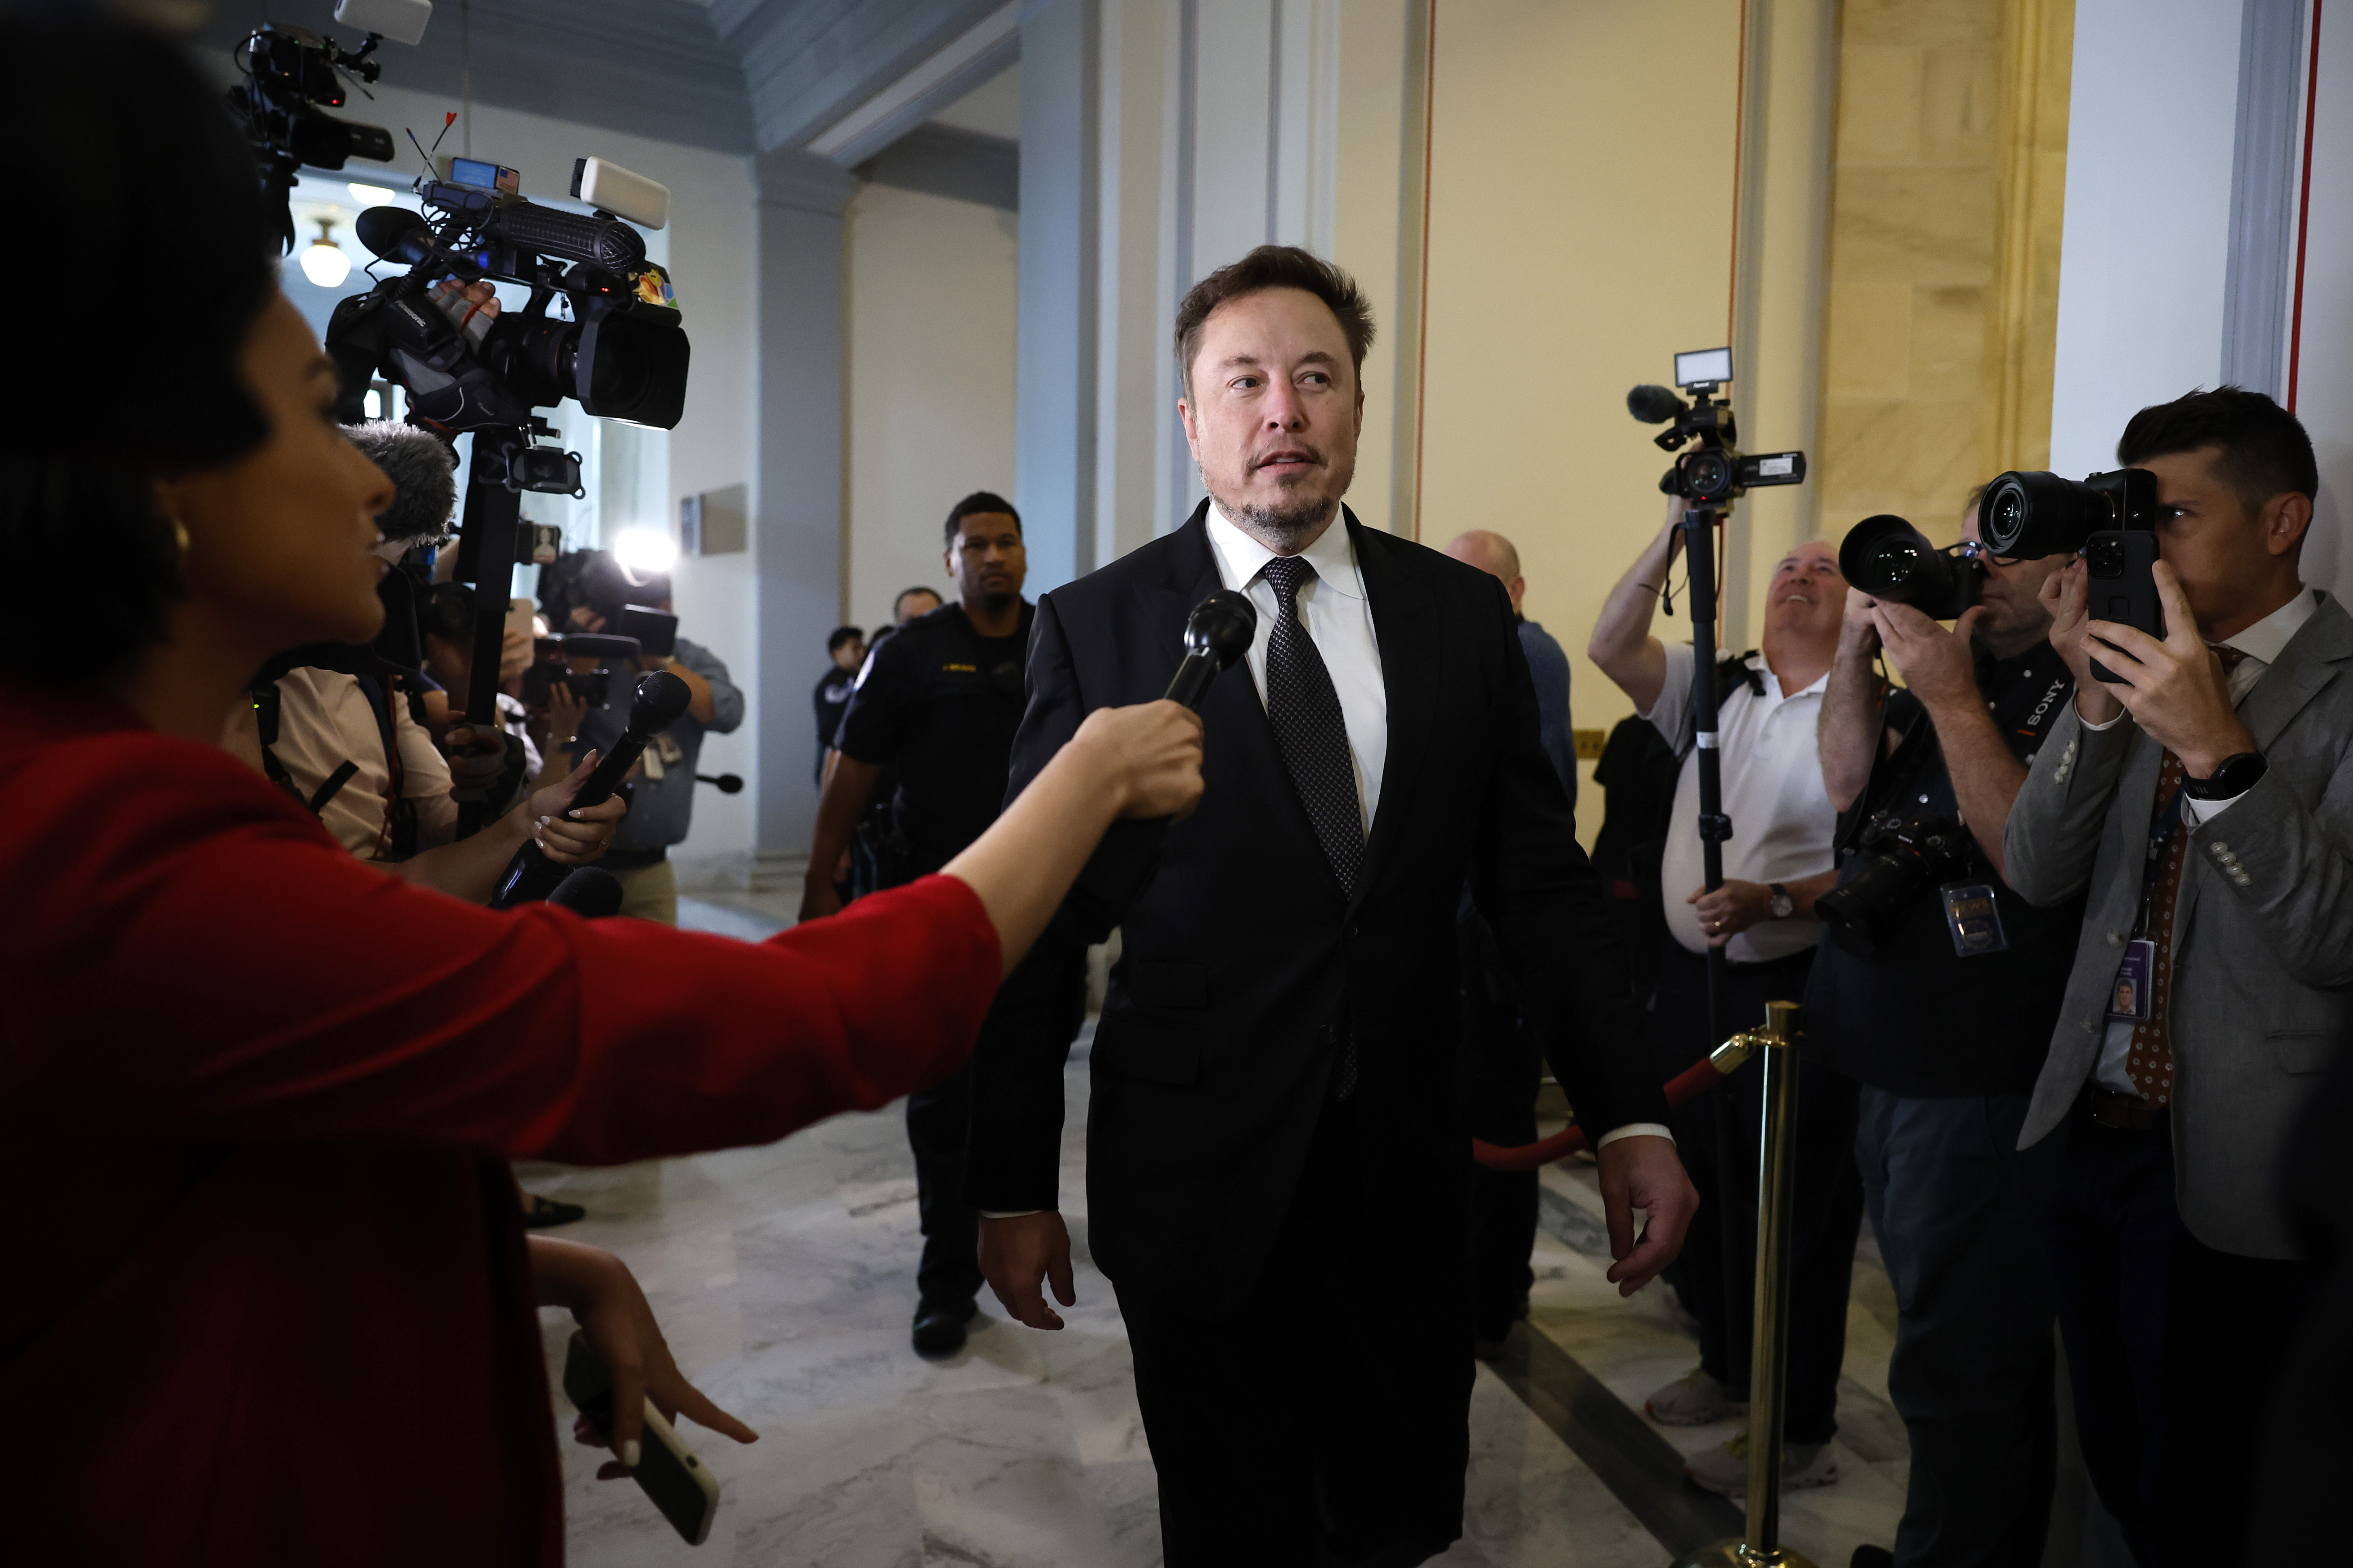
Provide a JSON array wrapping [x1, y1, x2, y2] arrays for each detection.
[[2004, 389, 2340, 1565]]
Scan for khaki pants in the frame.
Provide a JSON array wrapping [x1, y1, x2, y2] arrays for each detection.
[[610, 858, 678, 924]]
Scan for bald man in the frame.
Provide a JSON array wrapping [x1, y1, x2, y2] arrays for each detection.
[[1587, 503, 1862, 1496], [1442, 529, 1579, 1355], [1445, 530, 1576, 810]]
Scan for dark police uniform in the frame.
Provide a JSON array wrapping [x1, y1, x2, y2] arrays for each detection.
[[833, 600, 1081, 1310]]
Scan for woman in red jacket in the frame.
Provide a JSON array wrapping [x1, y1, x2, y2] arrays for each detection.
[[0, 14, 1200, 1564]]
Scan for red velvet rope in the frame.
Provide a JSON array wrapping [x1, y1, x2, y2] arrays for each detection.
[[1470, 1055, 1736, 1172]]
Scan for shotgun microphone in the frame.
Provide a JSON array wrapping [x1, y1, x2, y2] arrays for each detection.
[[490, 671, 692, 909]]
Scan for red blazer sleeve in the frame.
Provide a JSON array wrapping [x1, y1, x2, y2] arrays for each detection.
[[0, 728, 1001, 1165]]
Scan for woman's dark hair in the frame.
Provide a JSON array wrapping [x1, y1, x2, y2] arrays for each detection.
[[944, 491, 1021, 543], [1173, 246, 1376, 400], [2117, 386, 2319, 514], [0, 6, 278, 682]]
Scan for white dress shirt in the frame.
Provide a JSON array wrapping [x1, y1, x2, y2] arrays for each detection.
[[2090, 586, 2317, 1095], [1642, 644, 1838, 964]]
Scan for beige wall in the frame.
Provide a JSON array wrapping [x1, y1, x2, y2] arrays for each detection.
[[1418, 0, 1746, 822], [844, 184, 1021, 629]]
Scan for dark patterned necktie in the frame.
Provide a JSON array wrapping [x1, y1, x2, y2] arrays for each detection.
[[1259, 554, 1365, 1100], [2127, 642, 2251, 1105], [1258, 555, 1364, 893]]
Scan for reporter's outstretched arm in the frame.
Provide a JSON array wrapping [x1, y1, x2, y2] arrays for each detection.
[[942, 701, 1203, 977], [1587, 497, 1685, 714]]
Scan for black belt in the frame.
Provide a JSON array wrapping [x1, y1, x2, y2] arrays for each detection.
[[2080, 1083, 2166, 1132]]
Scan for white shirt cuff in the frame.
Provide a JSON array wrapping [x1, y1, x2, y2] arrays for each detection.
[[978, 1209, 1046, 1220], [2181, 789, 2248, 825], [1596, 1122, 1674, 1149], [2079, 708, 2126, 731]]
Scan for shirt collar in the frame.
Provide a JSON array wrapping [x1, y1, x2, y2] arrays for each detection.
[[2219, 585, 2317, 667], [1206, 501, 1365, 600]]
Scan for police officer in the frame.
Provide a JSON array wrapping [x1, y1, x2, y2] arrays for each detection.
[[801, 491, 1075, 1358]]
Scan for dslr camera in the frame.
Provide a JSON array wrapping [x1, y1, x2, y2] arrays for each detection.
[[1628, 348, 1808, 508], [1816, 806, 1974, 951], [1983, 467, 2164, 682], [1838, 514, 1989, 620]]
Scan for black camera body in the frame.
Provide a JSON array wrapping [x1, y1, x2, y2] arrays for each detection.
[[229, 24, 398, 252], [1979, 467, 2161, 559], [1838, 514, 1988, 620], [1816, 807, 1975, 952], [1628, 352, 1807, 508], [520, 631, 643, 710]]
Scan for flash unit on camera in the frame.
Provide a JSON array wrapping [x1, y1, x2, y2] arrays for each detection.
[[571, 158, 670, 231], [333, 0, 433, 47]]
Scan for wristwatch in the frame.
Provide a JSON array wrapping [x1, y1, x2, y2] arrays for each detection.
[[2181, 751, 2267, 801], [1768, 882, 1795, 920]]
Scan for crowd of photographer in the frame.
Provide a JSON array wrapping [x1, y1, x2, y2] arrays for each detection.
[[1601, 383, 2344, 1566]]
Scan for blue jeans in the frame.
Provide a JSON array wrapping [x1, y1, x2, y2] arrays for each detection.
[[1855, 1088, 2059, 1568]]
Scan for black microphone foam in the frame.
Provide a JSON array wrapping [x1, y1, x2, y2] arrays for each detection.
[[486, 203, 648, 274], [355, 204, 434, 266], [1628, 384, 1688, 425], [547, 867, 623, 919]]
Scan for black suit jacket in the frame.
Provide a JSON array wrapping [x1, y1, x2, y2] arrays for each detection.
[[968, 504, 1663, 1312]]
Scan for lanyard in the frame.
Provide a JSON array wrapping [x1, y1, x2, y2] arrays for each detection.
[[2131, 780, 2187, 939]]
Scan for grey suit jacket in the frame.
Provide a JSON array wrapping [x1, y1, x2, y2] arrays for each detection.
[[2005, 590, 2353, 1260]]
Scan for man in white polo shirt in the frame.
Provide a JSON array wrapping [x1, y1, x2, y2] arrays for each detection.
[[1589, 501, 1862, 1495]]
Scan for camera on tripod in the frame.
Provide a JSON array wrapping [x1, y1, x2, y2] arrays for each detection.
[[1627, 348, 1808, 508], [226, 0, 431, 253]]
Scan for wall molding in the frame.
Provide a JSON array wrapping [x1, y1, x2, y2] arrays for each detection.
[[860, 123, 1021, 209]]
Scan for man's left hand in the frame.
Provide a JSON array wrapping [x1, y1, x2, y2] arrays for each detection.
[[1689, 880, 1771, 946], [1595, 1135, 1698, 1297], [1872, 600, 1985, 712], [2082, 561, 2255, 774]]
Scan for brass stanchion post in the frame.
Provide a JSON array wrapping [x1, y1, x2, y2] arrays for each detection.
[[1673, 998, 1817, 1568]]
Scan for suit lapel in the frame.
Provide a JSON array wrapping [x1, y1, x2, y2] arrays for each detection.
[[1152, 502, 1330, 880], [1352, 515, 1435, 913]]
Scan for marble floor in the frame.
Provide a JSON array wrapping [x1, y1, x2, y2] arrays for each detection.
[[519, 896, 1917, 1566]]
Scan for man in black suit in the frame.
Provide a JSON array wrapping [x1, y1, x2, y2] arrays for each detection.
[[970, 245, 1696, 1566]]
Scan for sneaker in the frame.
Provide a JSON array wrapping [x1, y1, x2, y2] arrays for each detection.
[[1683, 1430, 1838, 1497], [1644, 1366, 1748, 1426]]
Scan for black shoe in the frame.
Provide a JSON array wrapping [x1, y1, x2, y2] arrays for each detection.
[[911, 1298, 978, 1358], [521, 1193, 586, 1229], [1851, 1547, 1894, 1568]]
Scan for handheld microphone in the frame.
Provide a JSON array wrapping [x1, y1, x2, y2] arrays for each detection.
[[696, 773, 743, 793], [547, 867, 624, 919], [1052, 591, 1256, 945], [1162, 589, 1257, 709], [490, 670, 692, 909]]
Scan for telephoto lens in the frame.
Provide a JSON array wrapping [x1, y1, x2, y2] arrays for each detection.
[[1815, 807, 1975, 952], [1979, 467, 2162, 559], [1837, 514, 1985, 620]]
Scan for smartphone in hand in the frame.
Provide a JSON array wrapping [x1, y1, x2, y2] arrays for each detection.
[[2086, 531, 2164, 684], [561, 1330, 722, 1546]]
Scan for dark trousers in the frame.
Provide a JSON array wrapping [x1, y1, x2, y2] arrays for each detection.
[[1461, 920, 1541, 1341], [1856, 1088, 2057, 1568], [1652, 939, 1863, 1443], [2043, 1105, 2318, 1567], [1120, 1101, 1471, 1568], [906, 892, 1088, 1310]]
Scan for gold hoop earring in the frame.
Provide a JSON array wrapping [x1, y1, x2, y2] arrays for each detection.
[[168, 518, 190, 559]]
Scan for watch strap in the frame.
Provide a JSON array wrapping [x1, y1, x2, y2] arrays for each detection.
[[2184, 751, 2266, 800]]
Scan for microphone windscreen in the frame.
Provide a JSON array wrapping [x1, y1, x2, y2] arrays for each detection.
[[355, 205, 432, 264], [1628, 384, 1687, 425], [547, 867, 624, 919]]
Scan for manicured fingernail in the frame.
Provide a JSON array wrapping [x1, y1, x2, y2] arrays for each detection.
[[621, 1439, 641, 1468]]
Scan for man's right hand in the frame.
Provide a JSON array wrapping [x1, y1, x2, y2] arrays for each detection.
[[2041, 559, 2124, 725], [979, 1211, 1076, 1330]]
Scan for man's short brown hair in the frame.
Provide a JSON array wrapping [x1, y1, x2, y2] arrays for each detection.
[[1174, 245, 1376, 400]]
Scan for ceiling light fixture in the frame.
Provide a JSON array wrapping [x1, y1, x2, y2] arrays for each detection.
[[299, 218, 351, 288], [348, 181, 398, 206]]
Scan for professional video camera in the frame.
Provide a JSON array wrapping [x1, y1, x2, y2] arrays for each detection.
[[1816, 806, 1976, 952], [1838, 513, 1988, 620], [1627, 348, 1808, 508], [520, 633, 640, 710], [324, 155, 688, 451], [226, 0, 430, 252]]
